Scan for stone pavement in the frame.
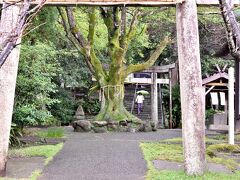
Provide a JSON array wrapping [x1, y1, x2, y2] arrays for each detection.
[[39, 129, 182, 180]]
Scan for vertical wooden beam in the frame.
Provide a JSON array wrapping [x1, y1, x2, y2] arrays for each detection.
[[202, 86, 206, 128], [159, 83, 165, 128], [176, 0, 206, 175], [0, 4, 21, 176], [235, 60, 240, 131], [169, 70, 173, 129], [151, 72, 158, 127], [229, 67, 235, 144]]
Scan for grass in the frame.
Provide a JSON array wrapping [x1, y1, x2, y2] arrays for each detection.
[[145, 169, 240, 180], [9, 143, 64, 165], [207, 133, 240, 142], [160, 137, 225, 145], [140, 143, 183, 162], [29, 169, 42, 180], [36, 127, 65, 139], [1, 143, 63, 180], [140, 139, 240, 180]]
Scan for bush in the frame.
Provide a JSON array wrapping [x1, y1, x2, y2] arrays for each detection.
[[13, 42, 60, 128], [82, 98, 100, 115], [50, 88, 78, 125], [13, 105, 57, 128]]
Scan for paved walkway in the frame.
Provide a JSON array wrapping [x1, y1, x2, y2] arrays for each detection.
[[39, 129, 181, 180]]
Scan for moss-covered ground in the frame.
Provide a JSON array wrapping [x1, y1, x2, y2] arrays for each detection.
[[141, 137, 240, 180]]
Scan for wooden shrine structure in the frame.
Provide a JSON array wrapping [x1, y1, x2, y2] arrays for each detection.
[[202, 65, 229, 130]]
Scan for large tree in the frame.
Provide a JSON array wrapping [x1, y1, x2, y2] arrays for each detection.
[[58, 7, 169, 123]]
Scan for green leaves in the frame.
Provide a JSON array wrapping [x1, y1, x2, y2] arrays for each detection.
[[13, 42, 59, 127]]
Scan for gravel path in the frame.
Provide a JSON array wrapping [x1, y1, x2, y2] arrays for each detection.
[[39, 129, 181, 180]]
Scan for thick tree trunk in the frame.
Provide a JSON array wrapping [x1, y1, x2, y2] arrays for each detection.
[[95, 85, 142, 123], [0, 4, 21, 176], [176, 0, 206, 175]]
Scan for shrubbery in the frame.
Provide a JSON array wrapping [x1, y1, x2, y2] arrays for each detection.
[[13, 42, 59, 128], [50, 88, 78, 125]]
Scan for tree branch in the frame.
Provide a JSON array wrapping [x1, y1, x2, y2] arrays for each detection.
[[59, 7, 107, 85], [0, 0, 46, 68], [124, 36, 170, 76], [58, 7, 95, 74], [219, 0, 240, 59], [66, 7, 86, 49], [120, 9, 140, 52]]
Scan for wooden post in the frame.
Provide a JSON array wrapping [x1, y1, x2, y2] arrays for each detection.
[[203, 86, 206, 128], [159, 83, 165, 128], [169, 70, 173, 129], [176, 0, 206, 175], [229, 67, 235, 145], [0, 4, 21, 176], [151, 72, 158, 127], [235, 60, 240, 131]]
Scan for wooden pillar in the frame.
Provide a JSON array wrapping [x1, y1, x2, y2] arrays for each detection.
[[0, 4, 21, 176], [151, 72, 158, 127], [202, 86, 206, 129], [169, 70, 173, 129], [176, 0, 206, 175], [234, 60, 240, 131], [229, 67, 235, 145], [159, 83, 165, 128]]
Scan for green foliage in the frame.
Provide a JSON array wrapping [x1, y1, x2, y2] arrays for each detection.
[[82, 98, 100, 115], [56, 50, 91, 88], [9, 143, 64, 165], [162, 85, 181, 128], [172, 85, 181, 127], [14, 105, 57, 127], [36, 127, 65, 138], [198, 7, 223, 24], [125, 24, 150, 65], [201, 56, 234, 75], [50, 88, 78, 125], [13, 42, 60, 127], [206, 108, 215, 120], [25, 7, 61, 44]]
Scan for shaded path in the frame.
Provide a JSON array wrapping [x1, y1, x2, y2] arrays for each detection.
[[39, 129, 181, 180]]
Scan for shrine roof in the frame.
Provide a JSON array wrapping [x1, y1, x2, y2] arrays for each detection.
[[202, 72, 229, 85]]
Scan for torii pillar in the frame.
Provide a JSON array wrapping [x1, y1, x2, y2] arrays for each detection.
[[176, 0, 206, 175], [0, 4, 21, 176], [151, 72, 158, 127]]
